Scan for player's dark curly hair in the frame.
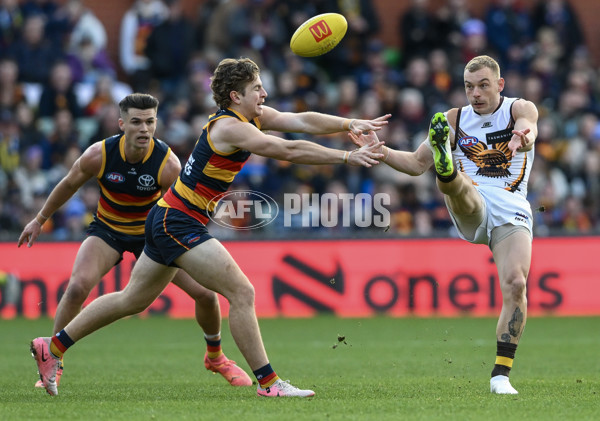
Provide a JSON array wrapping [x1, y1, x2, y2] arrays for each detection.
[[211, 58, 260, 110], [118, 93, 159, 117]]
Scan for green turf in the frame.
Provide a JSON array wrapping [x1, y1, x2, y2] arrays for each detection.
[[1, 316, 599, 420]]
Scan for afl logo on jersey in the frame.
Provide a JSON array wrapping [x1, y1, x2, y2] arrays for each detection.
[[458, 136, 480, 148], [106, 172, 125, 183]]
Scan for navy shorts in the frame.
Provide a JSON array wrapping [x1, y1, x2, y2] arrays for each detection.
[[86, 219, 145, 262], [144, 205, 213, 267]]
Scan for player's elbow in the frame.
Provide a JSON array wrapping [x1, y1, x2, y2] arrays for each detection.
[[403, 162, 428, 176], [397, 161, 429, 177], [278, 142, 303, 162]]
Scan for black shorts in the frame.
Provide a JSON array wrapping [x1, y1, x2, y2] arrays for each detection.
[[144, 205, 213, 267], [86, 219, 145, 262]]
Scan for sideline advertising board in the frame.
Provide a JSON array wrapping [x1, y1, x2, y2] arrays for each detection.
[[1, 238, 597, 318]]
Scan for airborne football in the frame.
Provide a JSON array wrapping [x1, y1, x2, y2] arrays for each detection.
[[290, 13, 348, 57]]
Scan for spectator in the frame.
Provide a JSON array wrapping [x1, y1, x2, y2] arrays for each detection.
[[157, 98, 194, 161], [460, 18, 487, 63], [0, 108, 20, 174], [41, 0, 114, 85], [87, 102, 120, 146], [14, 100, 48, 153], [66, 36, 115, 85], [65, 0, 107, 53], [145, 0, 196, 103], [484, 0, 532, 71], [428, 49, 454, 97], [119, 0, 168, 92], [7, 13, 56, 84], [433, 0, 472, 66], [396, 88, 428, 139], [38, 60, 82, 118], [402, 56, 443, 115], [214, 0, 289, 74], [0, 0, 24, 52], [0, 179, 24, 233], [82, 73, 116, 117], [43, 108, 80, 169], [278, 0, 320, 42], [0, 57, 26, 111], [398, 0, 437, 65], [196, 0, 240, 58], [531, 0, 585, 70], [319, 0, 380, 79], [13, 145, 48, 209], [20, 0, 57, 19]]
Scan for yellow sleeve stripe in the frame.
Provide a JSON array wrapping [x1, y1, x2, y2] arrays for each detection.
[[206, 115, 241, 156], [157, 148, 171, 186], [98, 139, 107, 179]]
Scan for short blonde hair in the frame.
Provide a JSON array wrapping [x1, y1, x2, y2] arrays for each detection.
[[465, 55, 500, 79]]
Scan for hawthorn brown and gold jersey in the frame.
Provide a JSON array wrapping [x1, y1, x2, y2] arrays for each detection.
[[453, 97, 534, 197]]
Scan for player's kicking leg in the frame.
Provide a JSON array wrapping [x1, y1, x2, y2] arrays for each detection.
[[429, 112, 453, 178]]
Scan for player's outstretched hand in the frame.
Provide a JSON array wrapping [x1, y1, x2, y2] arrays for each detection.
[[347, 140, 385, 167], [348, 130, 384, 153], [17, 218, 42, 248], [508, 128, 531, 157], [350, 114, 391, 134]]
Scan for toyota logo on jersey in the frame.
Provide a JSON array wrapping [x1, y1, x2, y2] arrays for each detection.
[[138, 174, 155, 187]]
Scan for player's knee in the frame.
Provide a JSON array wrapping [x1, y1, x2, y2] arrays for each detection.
[[128, 295, 153, 314], [504, 275, 527, 302], [188, 286, 218, 306], [116, 285, 154, 314], [231, 280, 255, 308], [62, 280, 94, 305], [194, 290, 218, 307]]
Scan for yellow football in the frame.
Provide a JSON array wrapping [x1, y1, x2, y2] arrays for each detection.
[[290, 13, 348, 57]]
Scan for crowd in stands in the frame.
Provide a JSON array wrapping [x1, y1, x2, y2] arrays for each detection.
[[0, 0, 599, 241]]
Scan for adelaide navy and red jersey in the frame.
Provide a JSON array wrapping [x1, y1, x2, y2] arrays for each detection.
[[95, 134, 171, 237], [158, 108, 257, 224]]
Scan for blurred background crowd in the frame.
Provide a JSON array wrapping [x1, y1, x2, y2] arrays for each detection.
[[0, 0, 599, 241]]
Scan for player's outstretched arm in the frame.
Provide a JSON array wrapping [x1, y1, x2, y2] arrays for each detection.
[[212, 118, 384, 167], [259, 105, 390, 135], [349, 130, 433, 176], [17, 143, 102, 248]]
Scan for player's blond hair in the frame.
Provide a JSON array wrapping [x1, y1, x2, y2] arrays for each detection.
[[465, 55, 501, 79], [211, 58, 260, 110]]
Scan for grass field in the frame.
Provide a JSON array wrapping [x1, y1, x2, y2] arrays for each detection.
[[1, 316, 599, 420]]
